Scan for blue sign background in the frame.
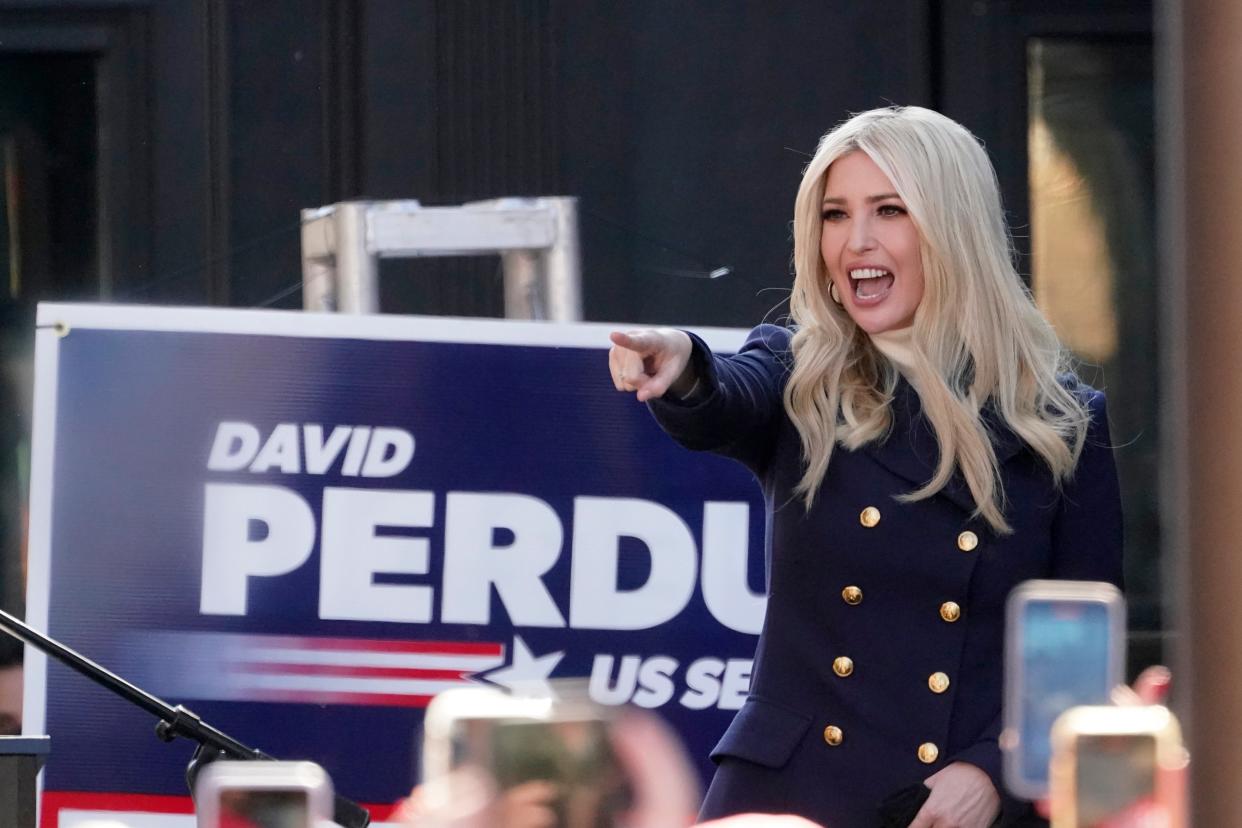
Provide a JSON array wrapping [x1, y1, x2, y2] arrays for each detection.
[[37, 320, 766, 808]]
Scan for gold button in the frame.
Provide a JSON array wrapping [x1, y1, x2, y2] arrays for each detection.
[[918, 742, 939, 763], [957, 531, 979, 552], [833, 656, 854, 677], [928, 672, 950, 694], [939, 601, 961, 622], [823, 725, 843, 746], [860, 506, 881, 528], [842, 586, 863, 605]]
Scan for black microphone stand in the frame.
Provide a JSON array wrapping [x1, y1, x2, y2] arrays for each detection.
[[0, 608, 371, 827]]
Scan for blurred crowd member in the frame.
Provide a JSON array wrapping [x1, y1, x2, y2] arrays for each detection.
[[397, 706, 702, 828]]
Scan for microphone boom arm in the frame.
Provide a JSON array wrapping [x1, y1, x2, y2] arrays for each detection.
[[0, 608, 370, 827]]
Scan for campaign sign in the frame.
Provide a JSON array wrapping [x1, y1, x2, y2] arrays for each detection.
[[24, 303, 766, 826]]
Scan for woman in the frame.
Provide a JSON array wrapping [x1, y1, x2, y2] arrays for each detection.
[[608, 107, 1123, 827]]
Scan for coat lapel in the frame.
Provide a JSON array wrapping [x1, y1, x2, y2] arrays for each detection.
[[860, 379, 1025, 515]]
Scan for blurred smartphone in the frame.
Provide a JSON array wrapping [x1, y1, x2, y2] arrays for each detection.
[[1049, 705, 1185, 828], [422, 683, 631, 827], [194, 760, 333, 828], [1003, 580, 1125, 799]]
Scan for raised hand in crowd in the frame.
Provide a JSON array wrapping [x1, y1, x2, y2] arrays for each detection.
[[396, 707, 702, 828]]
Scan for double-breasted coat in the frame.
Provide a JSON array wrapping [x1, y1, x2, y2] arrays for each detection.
[[648, 325, 1124, 827]]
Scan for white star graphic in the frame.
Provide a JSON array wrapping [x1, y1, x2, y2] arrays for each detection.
[[483, 635, 565, 696]]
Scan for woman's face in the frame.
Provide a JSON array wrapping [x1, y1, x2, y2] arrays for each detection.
[[819, 150, 925, 335]]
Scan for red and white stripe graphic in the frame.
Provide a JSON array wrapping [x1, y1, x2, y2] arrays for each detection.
[[230, 635, 505, 707], [136, 631, 506, 708]]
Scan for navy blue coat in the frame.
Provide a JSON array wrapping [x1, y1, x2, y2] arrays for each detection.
[[649, 325, 1123, 827]]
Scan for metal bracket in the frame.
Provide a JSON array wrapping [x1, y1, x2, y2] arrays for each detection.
[[300, 197, 582, 320]]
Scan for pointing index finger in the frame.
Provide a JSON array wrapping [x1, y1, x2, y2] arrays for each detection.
[[609, 330, 657, 354]]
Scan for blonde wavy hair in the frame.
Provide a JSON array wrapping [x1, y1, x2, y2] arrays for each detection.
[[784, 106, 1089, 533]]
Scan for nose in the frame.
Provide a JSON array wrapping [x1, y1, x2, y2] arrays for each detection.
[[847, 215, 876, 253]]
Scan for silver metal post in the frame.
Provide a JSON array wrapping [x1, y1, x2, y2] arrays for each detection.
[[300, 206, 338, 312], [332, 202, 379, 314], [502, 250, 544, 319], [540, 197, 583, 322]]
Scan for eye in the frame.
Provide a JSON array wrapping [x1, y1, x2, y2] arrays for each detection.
[[821, 208, 847, 222], [877, 203, 907, 217]]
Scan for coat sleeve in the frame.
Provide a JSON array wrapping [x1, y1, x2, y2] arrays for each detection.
[[1047, 387, 1125, 587], [646, 324, 793, 474], [949, 388, 1125, 823]]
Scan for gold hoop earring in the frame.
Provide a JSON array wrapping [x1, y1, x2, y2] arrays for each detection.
[[830, 282, 842, 305]]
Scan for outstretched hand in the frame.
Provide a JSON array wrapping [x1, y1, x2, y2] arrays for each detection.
[[609, 329, 695, 402]]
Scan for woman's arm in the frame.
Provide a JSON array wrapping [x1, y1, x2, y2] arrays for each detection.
[[613, 325, 792, 472]]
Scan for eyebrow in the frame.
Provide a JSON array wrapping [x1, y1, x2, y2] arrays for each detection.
[[821, 193, 903, 205]]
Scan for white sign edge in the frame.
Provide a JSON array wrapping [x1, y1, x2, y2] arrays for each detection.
[[34, 303, 754, 353], [24, 325, 63, 822]]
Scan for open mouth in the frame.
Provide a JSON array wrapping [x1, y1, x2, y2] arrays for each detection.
[[849, 267, 894, 302]]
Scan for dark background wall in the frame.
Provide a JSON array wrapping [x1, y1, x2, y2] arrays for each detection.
[[0, 0, 1144, 322], [0, 0, 1154, 313], [4, 0, 942, 322]]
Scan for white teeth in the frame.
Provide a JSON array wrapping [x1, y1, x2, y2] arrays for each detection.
[[849, 267, 890, 280]]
